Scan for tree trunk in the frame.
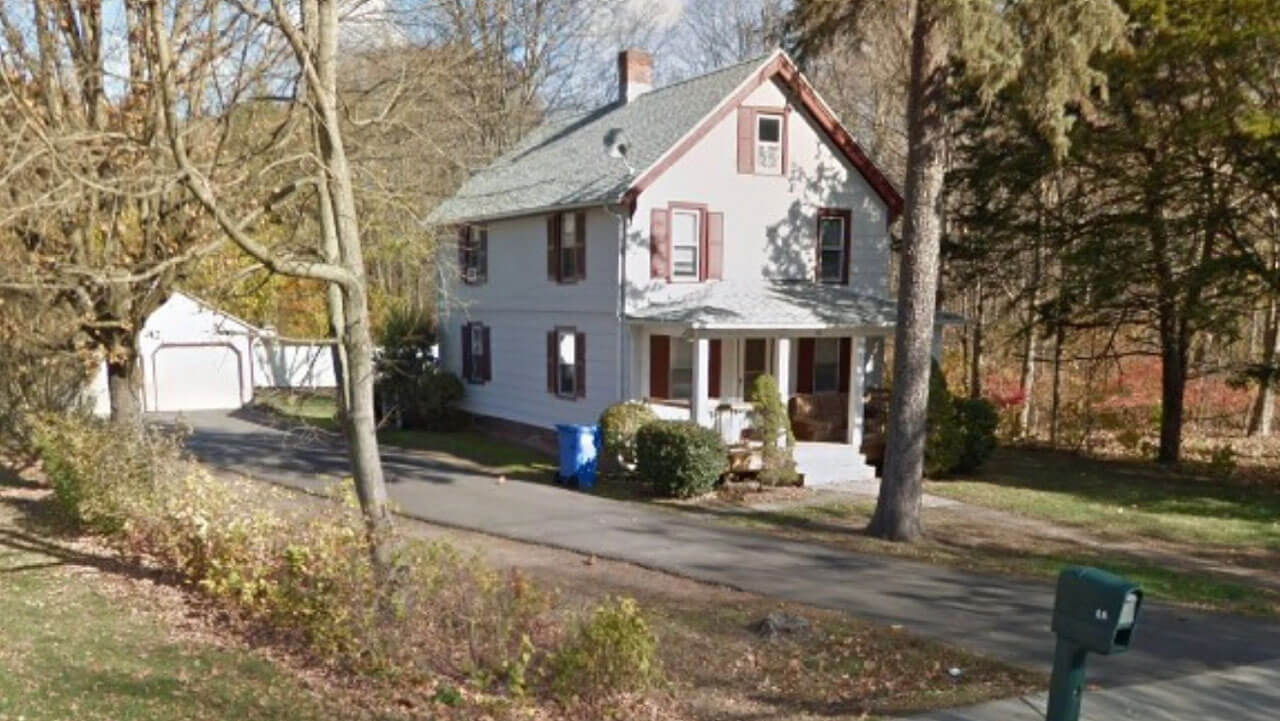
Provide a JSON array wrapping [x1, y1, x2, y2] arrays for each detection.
[[1049, 320, 1064, 447], [1248, 293, 1278, 436], [969, 280, 984, 399], [1157, 334, 1188, 464], [1018, 223, 1044, 438], [313, 0, 393, 563], [106, 351, 143, 427], [868, 0, 948, 543]]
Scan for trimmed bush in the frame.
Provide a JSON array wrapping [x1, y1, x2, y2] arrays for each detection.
[[635, 420, 727, 498], [953, 397, 999, 473], [598, 401, 658, 472], [548, 596, 660, 702], [748, 374, 799, 486]]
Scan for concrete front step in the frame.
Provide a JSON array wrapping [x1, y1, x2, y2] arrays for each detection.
[[794, 442, 876, 485]]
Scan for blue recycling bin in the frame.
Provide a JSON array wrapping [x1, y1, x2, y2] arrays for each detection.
[[554, 423, 600, 490]]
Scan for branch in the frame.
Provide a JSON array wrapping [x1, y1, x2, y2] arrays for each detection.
[[148, 0, 355, 289]]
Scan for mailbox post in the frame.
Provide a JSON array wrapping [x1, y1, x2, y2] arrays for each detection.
[[1046, 567, 1143, 721]]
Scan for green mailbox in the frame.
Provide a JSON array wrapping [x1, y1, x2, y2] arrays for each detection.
[[1046, 567, 1143, 721]]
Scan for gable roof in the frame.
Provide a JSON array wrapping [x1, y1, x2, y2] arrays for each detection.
[[428, 50, 903, 226]]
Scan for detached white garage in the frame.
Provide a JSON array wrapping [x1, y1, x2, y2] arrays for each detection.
[[90, 291, 335, 415]]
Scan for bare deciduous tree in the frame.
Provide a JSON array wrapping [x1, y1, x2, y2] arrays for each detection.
[[146, 0, 394, 562], [0, 0, 226, 426]]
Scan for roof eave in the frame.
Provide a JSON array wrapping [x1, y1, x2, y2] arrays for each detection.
[[428, 198, 620, 227]]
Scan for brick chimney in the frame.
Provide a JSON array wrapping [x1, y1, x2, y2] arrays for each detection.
[[618, 49, 653, 104]]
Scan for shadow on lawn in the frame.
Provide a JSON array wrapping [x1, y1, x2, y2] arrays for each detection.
[[0, 468, 166, 585]]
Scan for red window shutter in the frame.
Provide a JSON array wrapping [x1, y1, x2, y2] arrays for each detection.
[[838, 337, 852, 393], [796, 338, 815, 394], [650, 208, 670, 280], [465, 323, 474, 380], [649, 334, 670, 399], [706, 211, 724, 280], [736, 107, 755, 174], [574, 331, 586, 398], [546, 215, 560, 282], [481, 325, 492, 382], [546, 331, 557, 393], [709, 339, 722, 398], [575, 212, 587, 281], [477, 228, 489, 283]]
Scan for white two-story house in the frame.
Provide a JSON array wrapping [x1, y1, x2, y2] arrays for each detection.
[[429, 49, 904, 484]]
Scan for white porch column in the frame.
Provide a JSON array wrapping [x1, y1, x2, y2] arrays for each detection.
[[691, 336, 710, 426], [639, 328, 651, 398], [773, 337, 792, 401], [847, 335, 865, 449]]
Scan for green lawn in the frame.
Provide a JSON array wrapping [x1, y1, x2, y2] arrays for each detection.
[[694, 497, 1280, 617], [254, 389, 556, 481], [0, 497, 368, 720], [379, 428, 556, 481], [927, 448, 1280, 551]]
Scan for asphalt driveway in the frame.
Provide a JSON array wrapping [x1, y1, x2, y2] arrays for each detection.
[[168, 409, 1280, 698]]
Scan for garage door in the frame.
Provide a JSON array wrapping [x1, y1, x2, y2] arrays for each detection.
[[151, 344, 244, 411]]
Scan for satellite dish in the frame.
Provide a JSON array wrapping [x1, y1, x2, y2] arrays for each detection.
[[604, 128, 635, 175]]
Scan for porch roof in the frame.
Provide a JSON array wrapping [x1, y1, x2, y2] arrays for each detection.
[[626, 280, 941, 331]]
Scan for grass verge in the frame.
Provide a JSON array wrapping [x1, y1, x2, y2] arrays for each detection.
[[2, 457, 1041, 720], [687, 496, 1280, 617], [254, 390, 556, 482], [0, 493, 348, 721], [928, 448, 1280, 551]]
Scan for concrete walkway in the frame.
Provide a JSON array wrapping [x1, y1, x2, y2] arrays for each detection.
[[171, 410, 1280, 702]]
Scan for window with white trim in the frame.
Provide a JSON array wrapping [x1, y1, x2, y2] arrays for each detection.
[[813, 338, 840, 393], [818, 213, 847, 283], [671, 208, 701, 280], [557, 329, 577, 397], [460, 225, 487, 284], [756, 113, 784, 174], [559, 213, 579, 281]]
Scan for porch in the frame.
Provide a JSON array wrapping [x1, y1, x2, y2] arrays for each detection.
[[625, 280, 898, 485]]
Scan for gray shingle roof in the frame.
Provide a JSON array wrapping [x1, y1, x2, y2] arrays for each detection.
[[427, 53, 776, 225], [625, 280, 905, 330]]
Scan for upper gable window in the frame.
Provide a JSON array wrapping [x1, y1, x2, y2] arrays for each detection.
[[817, 209, 851, 284], [756, 113, 784, 174]]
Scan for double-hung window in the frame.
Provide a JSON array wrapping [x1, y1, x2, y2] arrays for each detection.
[[756, 112, 784, 174], [459, 225, 487, 284], [548, 212, 586, 283], [557, 331, 576, 396], [462, 322, 491, 383], [548, 327, 585, 399], [559, 214, 579, 280], [670, 339, 694, 400], [670, 208, 701, 280], [813, 338, 840, 393], [817, 209, 850, 284]]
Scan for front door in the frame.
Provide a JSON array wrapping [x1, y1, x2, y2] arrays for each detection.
[[742, 338, 769, 398]]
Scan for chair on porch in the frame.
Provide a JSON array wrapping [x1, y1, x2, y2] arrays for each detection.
[[789, 389, 890, 469], [788, 392, 848, 442]]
